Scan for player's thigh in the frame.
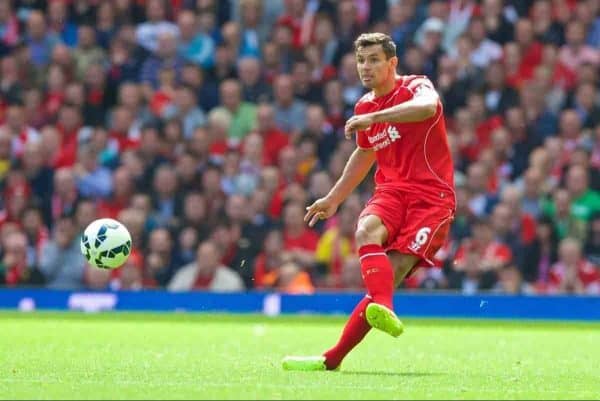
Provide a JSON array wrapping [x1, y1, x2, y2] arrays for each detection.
[[395, 202, 454, 264], [355, 214, 389, 247], [357, 189, 408, 247], [387, 251, 420, 287]]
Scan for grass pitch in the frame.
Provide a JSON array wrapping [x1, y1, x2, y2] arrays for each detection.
[[1, 311, 599, 400]]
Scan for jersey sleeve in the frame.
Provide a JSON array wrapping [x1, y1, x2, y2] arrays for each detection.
[[354, 102, 373, 150], [356, 129, 372, 149], [404, 76, 438, 100]]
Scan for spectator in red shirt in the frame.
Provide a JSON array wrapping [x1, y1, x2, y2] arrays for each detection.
[[498, 185, 538, 245], [450, 217, 513, 293], [282, 201, 319, 269], [1, 103, 39, 159], [98, 167, 135, 219], [540, 43, 577, 92], [454, 217, 513, 271], [276, 0, 314, 50], [254, 103, 290, 166], [44, 64, 67, 119], [547, 237, 600, 294], [54, 104, 86, 168], [109, 106, 140, 152], [514, 18, 543, 80], [253, 229, 287, 289]]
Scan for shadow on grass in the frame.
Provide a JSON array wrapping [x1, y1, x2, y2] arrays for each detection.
[[340, 370, 444, 377]]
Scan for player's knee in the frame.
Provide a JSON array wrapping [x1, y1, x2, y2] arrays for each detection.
[[354, 227, 382, 248]]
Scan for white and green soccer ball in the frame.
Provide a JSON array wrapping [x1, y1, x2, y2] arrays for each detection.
[[80, 218, 132, 269]]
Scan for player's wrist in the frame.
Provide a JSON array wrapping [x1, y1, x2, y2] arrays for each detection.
[[324, 194, 342, 207]]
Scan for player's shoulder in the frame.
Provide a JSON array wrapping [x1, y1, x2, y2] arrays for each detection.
[[356, 90, 376, 105], [398, 75, 436, 92], [355, 91, 377, 112]]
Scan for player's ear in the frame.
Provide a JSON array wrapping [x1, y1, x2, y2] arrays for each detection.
[[389, 56, 398, 70]]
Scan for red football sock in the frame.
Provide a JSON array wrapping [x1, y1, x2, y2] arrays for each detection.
[[323, 296, 371, 370], [358, 244, 394, 309]]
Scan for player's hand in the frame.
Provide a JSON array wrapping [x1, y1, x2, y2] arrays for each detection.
[[304, 197, 339, 227], [344, 114, 375, 139]]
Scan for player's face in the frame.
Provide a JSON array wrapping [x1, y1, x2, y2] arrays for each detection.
[[355, 45, 397, 89]]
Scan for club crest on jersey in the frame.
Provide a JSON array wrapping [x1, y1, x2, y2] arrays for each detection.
[[368, 126, 401, 151]]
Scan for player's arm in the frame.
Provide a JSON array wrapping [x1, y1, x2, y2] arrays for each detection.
[[371, 81, 439, 123], [304, 148, 375, 227], [345, 81, 440, 134], [328, 147, 375, 204]]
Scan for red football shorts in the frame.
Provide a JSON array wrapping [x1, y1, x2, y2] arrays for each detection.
[[358, 187, 454, 270]]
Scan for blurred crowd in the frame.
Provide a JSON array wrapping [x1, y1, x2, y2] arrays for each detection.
[[0, 0, 599, 295]]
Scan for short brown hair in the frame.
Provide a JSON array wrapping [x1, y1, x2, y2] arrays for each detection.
[[353, 33, 397, 59]]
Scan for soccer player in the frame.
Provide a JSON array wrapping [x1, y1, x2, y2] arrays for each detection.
[[282, 33, 456, 371]]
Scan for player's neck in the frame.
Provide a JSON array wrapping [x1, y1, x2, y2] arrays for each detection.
[[372, 76, 397, 98]]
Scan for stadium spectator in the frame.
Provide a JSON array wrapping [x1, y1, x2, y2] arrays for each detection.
[[564, 164, 600, 223], [72, 24, 106, 80], [584, 212, 600, 266], [547, 237, 600, 294], [237, 56, 271, 103], [135, 0, 178, 53], [252, 103, 289, 166], [167, 239, 244, 292], [451, 217, 512, 293], [214, 79, 257, 143], [38, 214, 86, 289], [253, 229, 287, 289], [25, 10, 60, 68], [20, 205, 49, 269], [170, 84, 206, 139], [559, 20, 600, 72], [0, 229, 44, 286], [177, 9, 215, 69], [74, 144, 113, 199], [519, 215, 560, 289], [74, 198, 98, 234], [272, 74, 307, 135], [144, 227, 179, 287], [282, 201, 318, 270], [272, 260, 315, 294]]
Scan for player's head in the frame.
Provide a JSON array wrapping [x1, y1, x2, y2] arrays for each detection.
[[353, 32, 398, 90]]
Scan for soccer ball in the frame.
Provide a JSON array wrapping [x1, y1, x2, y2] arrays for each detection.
[[80, 218, 132, 269]]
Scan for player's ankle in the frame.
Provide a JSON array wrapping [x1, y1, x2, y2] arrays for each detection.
[[371, 297, 393, 310], [322, 351, 341, 370], [323, 356, 340, 370]]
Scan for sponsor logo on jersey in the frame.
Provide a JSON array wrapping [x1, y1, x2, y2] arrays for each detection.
[[368, 126, 401, 151]]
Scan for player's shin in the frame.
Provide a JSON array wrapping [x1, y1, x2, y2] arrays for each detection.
[[358, 244, 395, 309]]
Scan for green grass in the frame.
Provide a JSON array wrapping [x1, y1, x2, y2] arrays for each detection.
[[1, 311, 599, 400]]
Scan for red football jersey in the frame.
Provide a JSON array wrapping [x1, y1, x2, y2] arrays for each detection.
[[355, 75, 455, 207]]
